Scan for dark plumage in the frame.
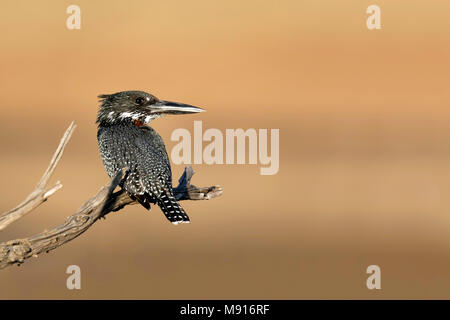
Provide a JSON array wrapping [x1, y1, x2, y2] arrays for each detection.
[[96, 91, 204, 225]]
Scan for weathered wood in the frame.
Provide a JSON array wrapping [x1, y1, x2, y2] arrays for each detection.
[[0, 122, 222, 270], [0, 121, 76, 231]]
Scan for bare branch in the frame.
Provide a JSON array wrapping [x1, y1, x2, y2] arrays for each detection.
[[0, 166, 221, 269], [0, 170, 125, 269], [0, 122, 222, 270], [173, 166, 223, 201], [0, 122, 76, 231]]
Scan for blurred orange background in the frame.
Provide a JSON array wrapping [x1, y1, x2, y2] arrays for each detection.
[[1, 0, 450, 299]]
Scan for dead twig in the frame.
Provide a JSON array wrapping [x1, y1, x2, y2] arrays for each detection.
[[0, 121, 76, 231]]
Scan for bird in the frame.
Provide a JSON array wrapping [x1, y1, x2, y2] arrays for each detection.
[[96, 90, 204, 225]]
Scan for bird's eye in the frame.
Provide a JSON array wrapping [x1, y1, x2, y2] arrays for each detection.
[[135, 97, 145, 105]]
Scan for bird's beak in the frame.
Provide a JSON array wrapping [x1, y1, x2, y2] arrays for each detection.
[[150, 100, 205, 115]]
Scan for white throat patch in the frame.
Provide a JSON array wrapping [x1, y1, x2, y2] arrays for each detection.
[[106, 111, 165, 124], [118, 112, 143, 120]]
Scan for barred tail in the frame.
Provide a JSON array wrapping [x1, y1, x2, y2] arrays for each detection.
[[157, 193, 190, 225]]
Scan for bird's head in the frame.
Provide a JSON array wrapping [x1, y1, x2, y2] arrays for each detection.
[[96, 90, 204, 126]]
